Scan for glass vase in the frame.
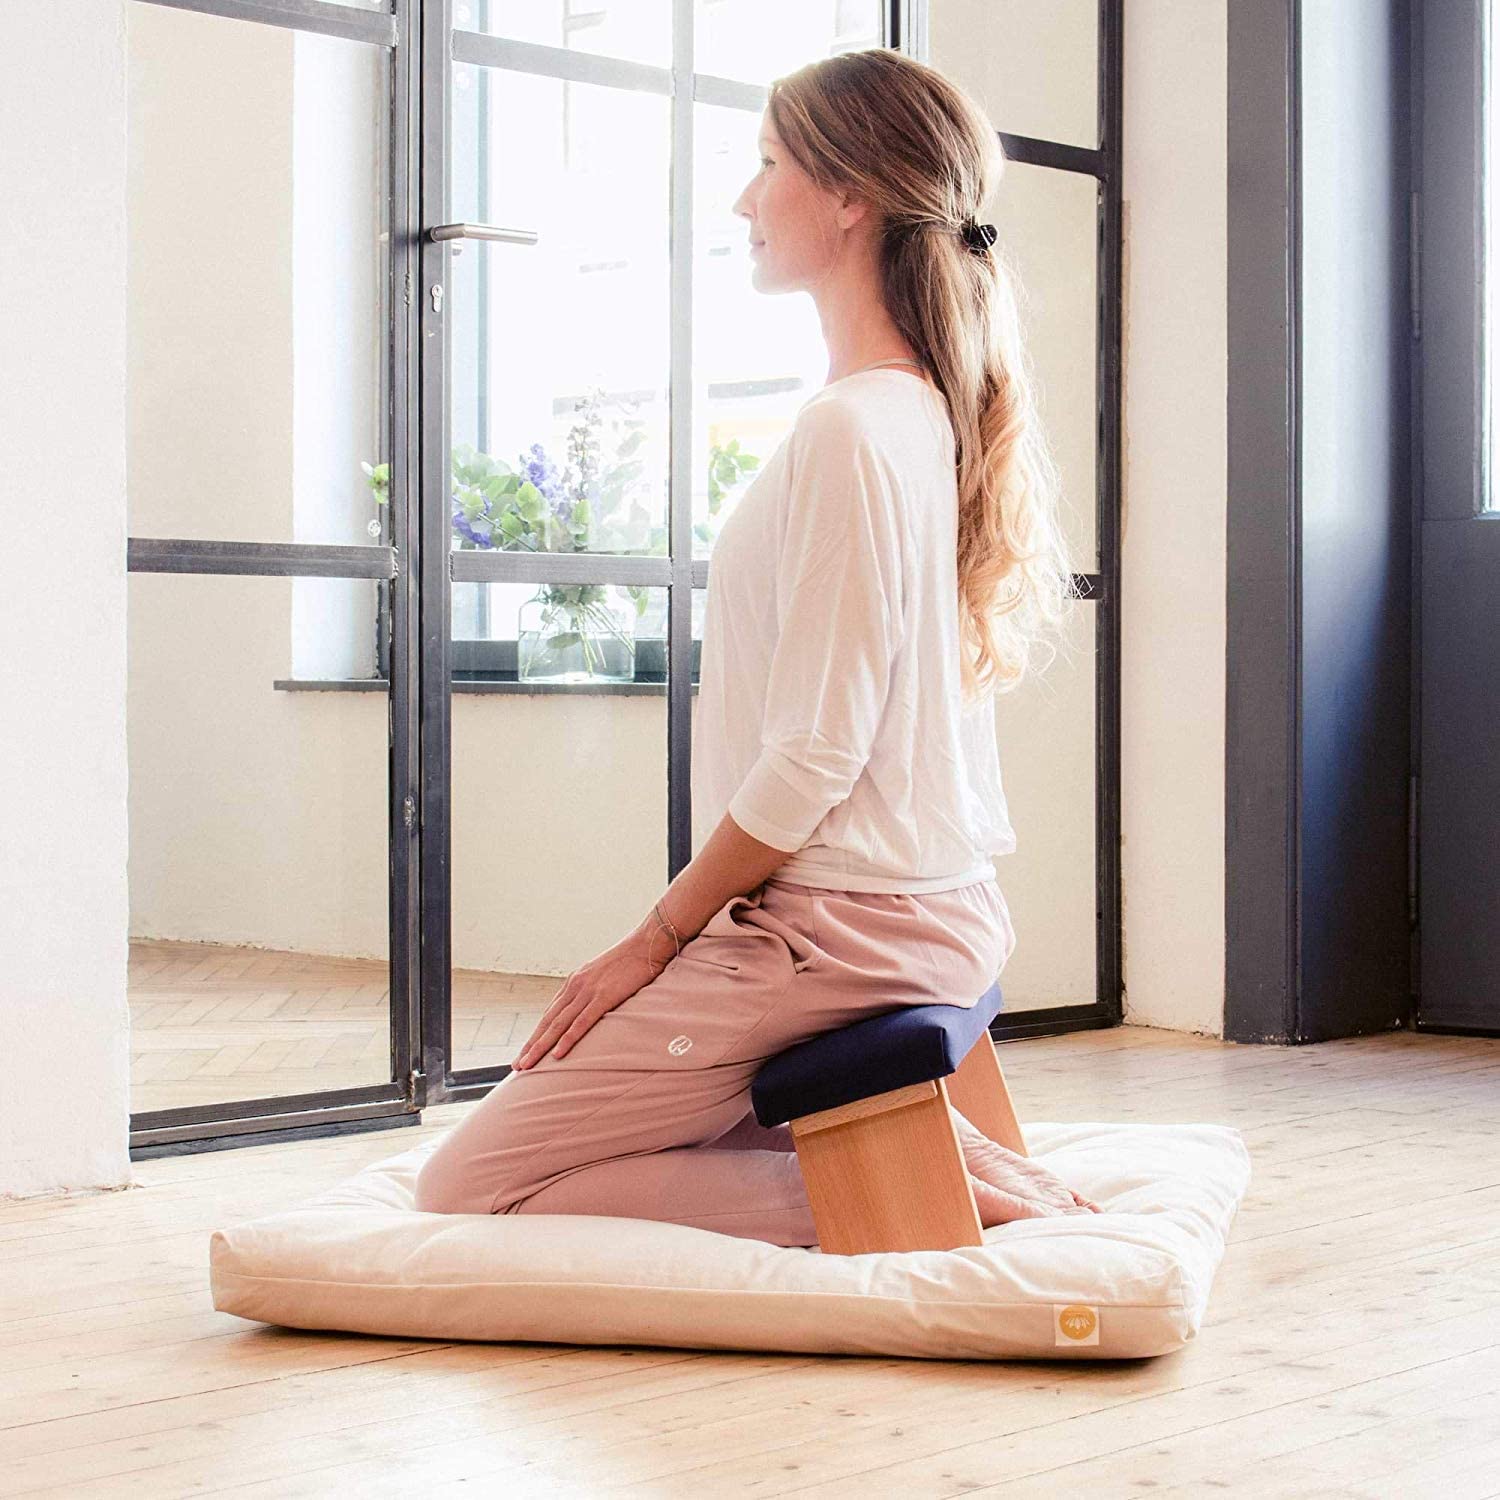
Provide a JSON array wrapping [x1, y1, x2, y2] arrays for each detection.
[[517, 584, 636, 684]]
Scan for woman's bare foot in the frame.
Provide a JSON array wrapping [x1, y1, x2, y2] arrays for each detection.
[[967, 1169, 1070, 1226], [950, 1106, 1103, 1220]]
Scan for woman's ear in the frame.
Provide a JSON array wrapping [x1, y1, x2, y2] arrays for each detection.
[[834, 192, 876, 235]]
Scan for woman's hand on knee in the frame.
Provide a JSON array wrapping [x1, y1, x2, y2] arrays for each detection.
[[513, 932, 665, 1070]]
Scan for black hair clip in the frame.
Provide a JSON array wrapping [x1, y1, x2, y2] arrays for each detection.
[[960, 217, 998, 252]]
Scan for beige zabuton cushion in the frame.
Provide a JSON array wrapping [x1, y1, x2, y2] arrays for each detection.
[[209, 1119, 1250, 1361]]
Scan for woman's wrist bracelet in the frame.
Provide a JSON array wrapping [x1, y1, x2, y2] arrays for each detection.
[[642, 897, 682, 973]]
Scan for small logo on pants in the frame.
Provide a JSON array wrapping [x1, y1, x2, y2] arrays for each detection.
[[667, 1034, 693, 1055]]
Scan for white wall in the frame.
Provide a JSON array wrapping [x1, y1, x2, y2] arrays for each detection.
[[1118, 1, 1228, 1035], [1, 0, 133, 1198], [929, 1, 1230, 1035], [932, 0, 1104, 1013], [908, 0, 1231, 1036], [291, 27, 385, 677], [125, 7, 395, 965]]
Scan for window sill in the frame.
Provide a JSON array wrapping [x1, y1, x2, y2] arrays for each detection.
[[273, 677, 701, 696]]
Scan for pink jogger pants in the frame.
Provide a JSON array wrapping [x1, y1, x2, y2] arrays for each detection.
[[412, 875, 1017, 1247]]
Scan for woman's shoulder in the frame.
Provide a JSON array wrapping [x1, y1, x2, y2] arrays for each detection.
[[791, 380, 895, 455], [792, 377, 951, 475]]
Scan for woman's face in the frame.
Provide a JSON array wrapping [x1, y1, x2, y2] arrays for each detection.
[[731, 113, 853, 293]]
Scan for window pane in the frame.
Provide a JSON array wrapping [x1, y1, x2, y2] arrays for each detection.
[[693, 102, 833, 558], [990, 158, 1099, 573], [126, 3, 393, 547], [128, 572, 393, 1116], [448, 586, 675, 1075], [695, 0, 884, 85], [931, 0, 1099, 150], [448, 61, 671, 555], [992, 603, 1098, 1012], [457, 0, 671, 67]]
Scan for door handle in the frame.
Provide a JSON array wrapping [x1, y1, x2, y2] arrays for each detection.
[[425, 222, 539, 245]]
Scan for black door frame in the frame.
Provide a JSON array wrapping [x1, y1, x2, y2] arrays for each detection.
[[1411, 0, 1500, 1035], [1226, 0, 1435, 1044]]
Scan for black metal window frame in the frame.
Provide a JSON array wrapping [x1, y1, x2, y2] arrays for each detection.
[[124, 0, 1122, 1152]]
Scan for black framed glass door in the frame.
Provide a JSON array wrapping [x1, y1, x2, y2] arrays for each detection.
[[126, 0, 423, 1155]]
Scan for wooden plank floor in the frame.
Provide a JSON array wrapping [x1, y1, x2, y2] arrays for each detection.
[[127, 938, 558, 1113], [5, 1024, 1499, 1497]]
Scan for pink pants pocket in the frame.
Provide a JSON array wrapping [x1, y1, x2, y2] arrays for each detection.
[[677, 887, 823, 979]]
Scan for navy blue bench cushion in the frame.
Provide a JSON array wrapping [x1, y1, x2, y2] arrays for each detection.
[[750, 980, 1005, 1127]]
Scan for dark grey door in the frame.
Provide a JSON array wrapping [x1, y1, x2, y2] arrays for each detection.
[[1416, 0, 1500, 1032]]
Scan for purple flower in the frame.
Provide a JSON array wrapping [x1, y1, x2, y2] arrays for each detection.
[[524, 442, 566, 505], [451, 503, 494, 549]]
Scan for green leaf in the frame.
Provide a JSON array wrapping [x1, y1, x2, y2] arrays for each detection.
[[516, 481, 543, 521]]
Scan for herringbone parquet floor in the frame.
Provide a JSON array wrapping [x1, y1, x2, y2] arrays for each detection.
[[128, 938, 555, 1113]]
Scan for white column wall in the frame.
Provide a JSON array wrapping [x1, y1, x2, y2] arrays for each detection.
[[1, 0, 132, 1197], [1119, 1, 1229, 1034]]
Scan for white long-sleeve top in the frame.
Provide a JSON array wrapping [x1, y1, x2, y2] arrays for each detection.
[[691, 367, 1017, 894]]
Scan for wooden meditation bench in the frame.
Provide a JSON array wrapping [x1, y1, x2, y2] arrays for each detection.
[[750, 981, 1025, 1255]]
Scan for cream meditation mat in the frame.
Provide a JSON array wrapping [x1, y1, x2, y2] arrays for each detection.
[[210, 1119, 1251, 1361]]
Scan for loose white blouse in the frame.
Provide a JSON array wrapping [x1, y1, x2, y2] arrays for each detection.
[[691, 367, 1018, 894]]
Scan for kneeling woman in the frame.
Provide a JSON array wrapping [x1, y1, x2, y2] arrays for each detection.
[[414, 46, 1095, 1244]]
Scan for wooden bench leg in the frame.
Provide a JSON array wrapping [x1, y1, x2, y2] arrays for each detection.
[[789, 1081, 984, 1255], [943, 1029, 1028, 1156]]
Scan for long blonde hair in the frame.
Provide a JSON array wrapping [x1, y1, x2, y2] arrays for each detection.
[[767, 48, 1083, 704]]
